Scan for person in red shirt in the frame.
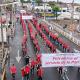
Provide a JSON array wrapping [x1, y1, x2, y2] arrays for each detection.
[[24, 64, 30, 80], [10, 64, 17, 79], [31, 59, 36, 74], [37, 66, 44, 80], [36, 54, 41, 65], [21, 67, 26, 80]]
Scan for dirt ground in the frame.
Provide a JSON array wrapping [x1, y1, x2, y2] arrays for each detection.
[[53, 19, 78, 32], [51, 19, 80, 39]]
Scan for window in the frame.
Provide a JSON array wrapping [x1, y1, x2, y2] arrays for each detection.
[[48, 9, 51, 12], [41, 9, 43, 12], [63, 10, 66, 12]]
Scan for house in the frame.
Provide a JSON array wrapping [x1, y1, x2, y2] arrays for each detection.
[[34, 3, 53, 13]]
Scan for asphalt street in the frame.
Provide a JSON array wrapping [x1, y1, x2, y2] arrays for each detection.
[[6, 21, 25, 80]]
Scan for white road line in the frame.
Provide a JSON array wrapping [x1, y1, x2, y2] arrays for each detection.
[[56, 49, 61, 53], [62, 73, 69, 80], [74, 49, 80, 53]]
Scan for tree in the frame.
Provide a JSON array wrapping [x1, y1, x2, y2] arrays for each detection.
[[35, 0, 42, 6], [51, 5, 60, 20]]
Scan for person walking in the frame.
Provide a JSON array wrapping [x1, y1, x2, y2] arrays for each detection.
[[7, 26, 11, 44], [31, 59, 35, 74], [58, 67, 63, 75], [37, 66, 44, 80], [10, 64, 17, 80], [21, 67, 26, 80], [24, 64, 30, 80]]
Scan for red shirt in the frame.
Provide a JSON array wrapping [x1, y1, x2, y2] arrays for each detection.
[[25, 65, 30, 74], [10, 65, 17, 74], [37, 68, 43, 77], [36, 54, 41, 64], [21, 68, 25, 77], [31, 60, 35, 68]]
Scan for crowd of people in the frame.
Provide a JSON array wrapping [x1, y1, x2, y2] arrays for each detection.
[[10, 53, 44, 80]]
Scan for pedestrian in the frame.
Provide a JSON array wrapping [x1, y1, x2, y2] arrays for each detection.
[[10, 64, 17, 80], [25, 56, 30, 65], [37, 66, 44, 80], [31, 59, 35, 74], [24, 64, 30, 80], [36, 54, 41, 64], [21, 67, 26, 80], [22, 44, 26, 56], [58, 67, 63, 75], [7, 26, 11, 44], [11, 28, 14, 40], [78, 67, 80, 72], [17, 17, 19, 22]]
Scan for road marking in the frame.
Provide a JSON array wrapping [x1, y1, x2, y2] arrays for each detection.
[[62, 72, 69, 80], [74, 49, 80, 53], [56, 49, 61, 53], [16, 50, 21, 63]]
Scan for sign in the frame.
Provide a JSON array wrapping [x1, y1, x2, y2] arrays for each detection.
[[20, 10, 26, 14], [22, 15, 33, 20], [41, 53, 80, 67]]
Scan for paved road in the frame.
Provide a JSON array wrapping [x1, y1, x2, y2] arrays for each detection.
[[6, 21, 25, 80]]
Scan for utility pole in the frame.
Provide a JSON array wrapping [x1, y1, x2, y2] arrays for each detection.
[[44, 0, 46, 20]]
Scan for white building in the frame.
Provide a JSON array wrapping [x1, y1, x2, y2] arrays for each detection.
[[34, 4, 52, 13]]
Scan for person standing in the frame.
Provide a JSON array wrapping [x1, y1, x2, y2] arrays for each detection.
[[24, 64, 30, 80], [31, 59, 35, 74], [58, 67, 63, 75], [37, 66, 44, 80], [10, 64, 17, 80], [7, 26, 11, 44], [21, 67, 26, 80]]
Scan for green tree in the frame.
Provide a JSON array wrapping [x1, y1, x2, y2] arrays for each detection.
[[35, 0, 42, 6], [52, 5, 60, 20]]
